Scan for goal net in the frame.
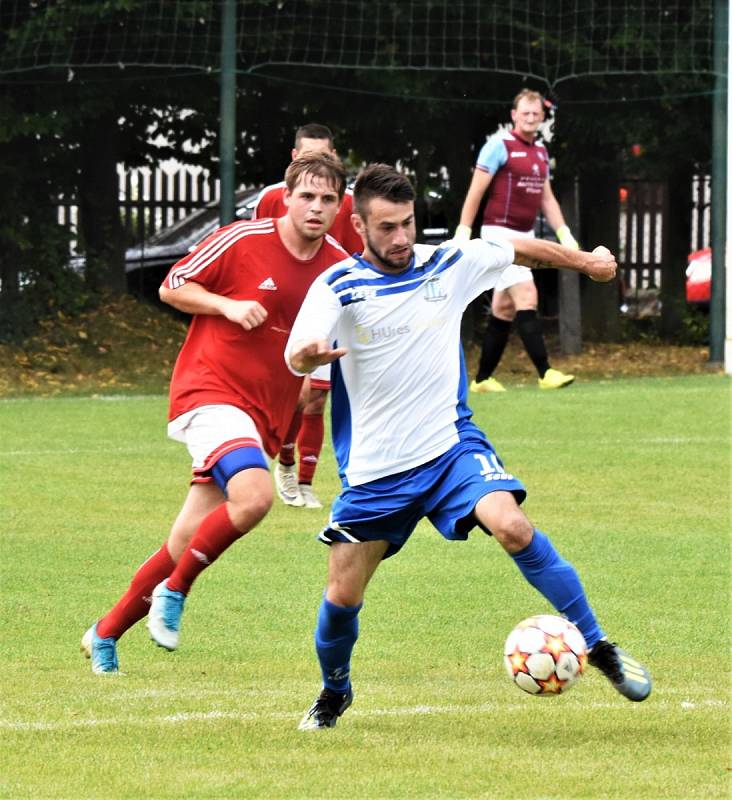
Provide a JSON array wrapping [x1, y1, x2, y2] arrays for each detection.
[[0, 1, 716, 89]]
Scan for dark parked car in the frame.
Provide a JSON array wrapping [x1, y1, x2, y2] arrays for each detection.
[[122, 186, 454, 299]]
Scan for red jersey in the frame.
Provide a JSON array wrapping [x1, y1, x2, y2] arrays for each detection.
[[253, 183, 362, 255], [478, 129, 549, 232], [163, 218, 347, 456]]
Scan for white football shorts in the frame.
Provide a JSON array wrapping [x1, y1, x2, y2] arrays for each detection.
[[167, 404, 267, 473]]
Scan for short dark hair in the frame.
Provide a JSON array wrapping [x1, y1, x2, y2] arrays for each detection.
[[353, 163, 415, 218], [284, 151, 347, 200], [294, 123, 334, 149]]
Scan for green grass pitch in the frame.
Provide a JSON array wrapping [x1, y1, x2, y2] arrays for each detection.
[[1, 375, 729, 798]]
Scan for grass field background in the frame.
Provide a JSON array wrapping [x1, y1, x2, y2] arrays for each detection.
[[1, 374, 729, 798]]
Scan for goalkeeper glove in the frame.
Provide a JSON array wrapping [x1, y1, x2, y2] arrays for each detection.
[[454, 224, 472, 241], [556, 225, 579, 250]]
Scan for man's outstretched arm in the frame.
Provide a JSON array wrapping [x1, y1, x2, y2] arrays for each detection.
[[511, 238, 617, 283]]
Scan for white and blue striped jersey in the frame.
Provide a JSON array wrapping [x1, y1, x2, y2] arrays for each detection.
[[286, 237, 515, 486]]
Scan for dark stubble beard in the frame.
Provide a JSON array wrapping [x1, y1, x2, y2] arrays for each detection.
[[364, 231, 413, 273]]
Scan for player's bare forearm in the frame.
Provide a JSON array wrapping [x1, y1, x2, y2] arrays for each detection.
[[459, 170, 493, 227], [459, 189, 481, 228], [288, 339, 348, 374], [511, 239, 617, 282]]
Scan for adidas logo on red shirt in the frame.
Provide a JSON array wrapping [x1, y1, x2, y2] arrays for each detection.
[[258, 277, 277, 291]]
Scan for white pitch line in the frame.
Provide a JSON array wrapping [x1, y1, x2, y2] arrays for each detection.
[[1, 698, 726, 732], [494, 436, 720, 450], [0, 445, 168, 457], [0, 395, 164, 404], [1, 435, 719, 459], [0, 381, 717, 408]]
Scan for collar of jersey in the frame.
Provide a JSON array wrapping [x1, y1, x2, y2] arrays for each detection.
[[510, 128, 540, 147], [351, 252, 422, 282]]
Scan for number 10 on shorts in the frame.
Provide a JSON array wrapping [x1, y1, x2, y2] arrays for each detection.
[[474, 452, 515, 482]]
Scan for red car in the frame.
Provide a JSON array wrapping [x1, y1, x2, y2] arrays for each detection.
[[686, 247, 711, 305]]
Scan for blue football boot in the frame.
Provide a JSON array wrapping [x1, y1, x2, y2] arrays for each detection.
[[80, 623, 119, 674], [147, 580, 186, 651]]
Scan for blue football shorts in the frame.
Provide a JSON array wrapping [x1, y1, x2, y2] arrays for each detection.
[[318, 431, 526, 558]]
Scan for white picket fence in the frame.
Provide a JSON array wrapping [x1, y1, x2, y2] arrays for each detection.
[[57, 161, 221, 255]]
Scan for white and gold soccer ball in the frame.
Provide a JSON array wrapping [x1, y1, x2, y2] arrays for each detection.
[[504, 614, 587, 695]]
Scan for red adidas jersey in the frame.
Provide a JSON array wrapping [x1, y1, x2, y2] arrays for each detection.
[[253, 183, 362, 255], [162, 218, 348, 456]]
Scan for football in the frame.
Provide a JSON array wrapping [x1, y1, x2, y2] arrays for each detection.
[[504, 614, 587, 695]]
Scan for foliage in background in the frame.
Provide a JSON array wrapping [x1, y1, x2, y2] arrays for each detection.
[[0, 295, 187, 395], [0, 294, 716, 398], [0, 0, 716, 342], [0, 96, 90, 341]]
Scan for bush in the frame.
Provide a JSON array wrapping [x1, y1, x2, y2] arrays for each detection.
[[680, 306, 710, 345], [0, 220, 93, 344]]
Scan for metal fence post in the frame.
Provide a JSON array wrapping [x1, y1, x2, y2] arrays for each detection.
[[219, 0, 237, 227], [559, 177, 582, 354], [710, 0, 728, 364]]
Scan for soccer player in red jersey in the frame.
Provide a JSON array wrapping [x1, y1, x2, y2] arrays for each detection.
[[81, 152, 348, 673], [456, 89, 579, 392], [254, 124, 362, 511], [254, 123, 361, 254]]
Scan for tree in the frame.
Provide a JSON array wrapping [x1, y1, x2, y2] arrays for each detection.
[[0, 86, 83, 340], [551, 70, 712, 341], [0, 1, 224, 304], [0, 0, 714, 347]]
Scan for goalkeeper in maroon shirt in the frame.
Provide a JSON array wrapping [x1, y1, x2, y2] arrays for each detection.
[[456, 89, 578, 392]]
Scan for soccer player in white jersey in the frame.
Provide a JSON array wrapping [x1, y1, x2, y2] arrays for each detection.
[[286, 163, 652, 729]]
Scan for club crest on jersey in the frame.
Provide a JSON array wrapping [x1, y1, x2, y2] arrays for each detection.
[[423, 276, 447, 302]]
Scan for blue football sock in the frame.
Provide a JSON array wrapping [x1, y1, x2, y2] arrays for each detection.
[[315, 596, 362, 692], [511, 529, 605, 648]]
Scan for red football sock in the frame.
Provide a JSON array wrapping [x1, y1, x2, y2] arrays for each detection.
[[166, 503, 243, 596], [278, 409, 303, 467], [297, 412, 324, 484], [96, 543, 175, 640]]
